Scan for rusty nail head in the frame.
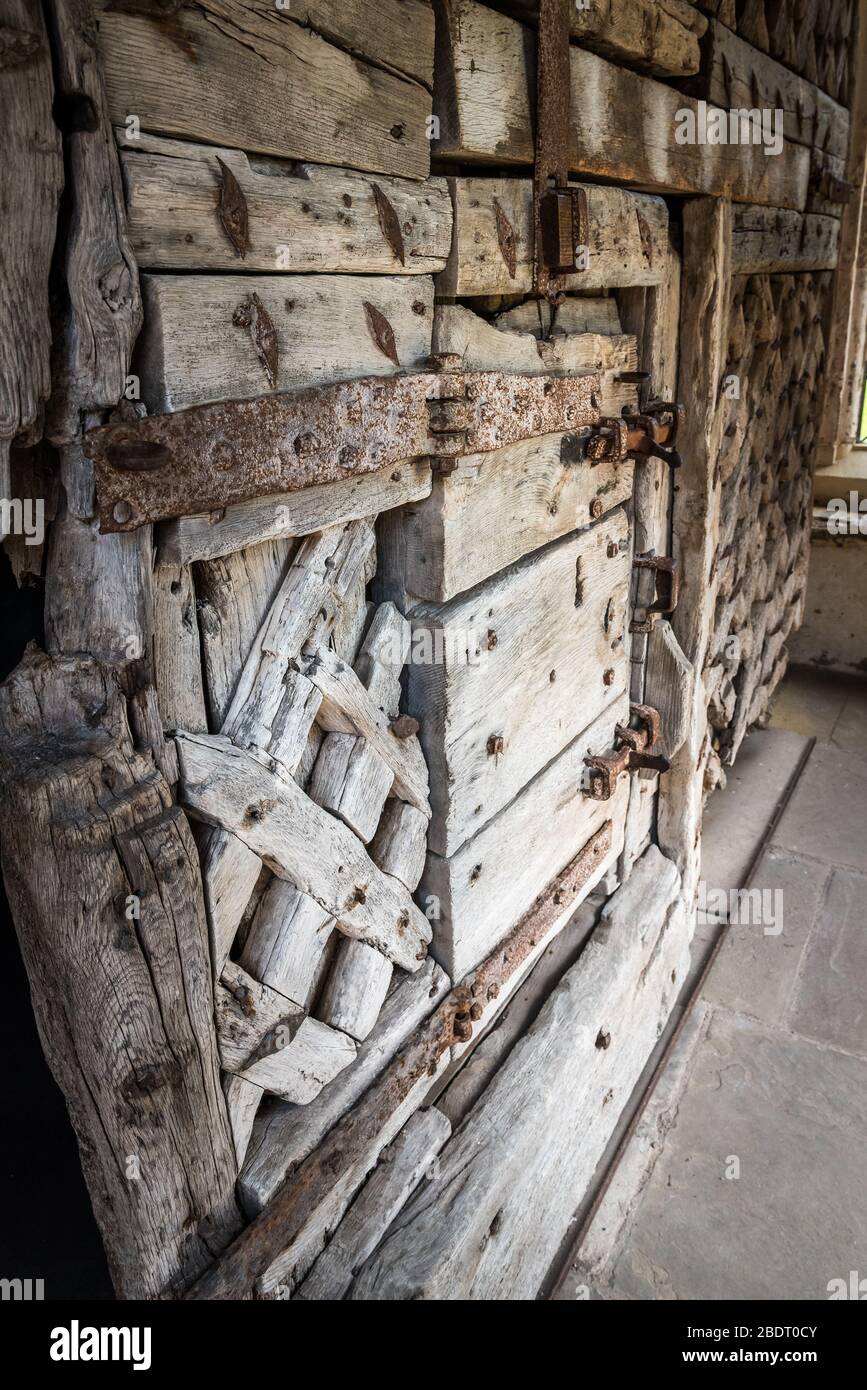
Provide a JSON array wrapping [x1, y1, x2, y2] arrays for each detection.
[[603, 668, 615, 686], [590, 498, 604, 518], [487, 629, 498, 649], [595, 1029, 612, 1050], [487, 734, 505, 756], [606, 541, 618, 557]]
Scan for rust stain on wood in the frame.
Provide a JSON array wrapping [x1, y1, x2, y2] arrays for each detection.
[[216, 157, 249, 258], [371, 183, 406, 266], [363, 301, 401, 367]]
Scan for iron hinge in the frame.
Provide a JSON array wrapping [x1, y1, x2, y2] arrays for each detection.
[[534, 0, 585, 304], [630, 554, 680, 634], [583, 703, 671, 801]]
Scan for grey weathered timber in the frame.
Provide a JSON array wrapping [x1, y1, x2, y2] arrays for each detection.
[[408, 511, 632, 857], [215, 961, 356, 1103], [118, 132, 452, 274], [195, 538, 293, 730], [299, 643, 431, 817], [432, 0, 809, 207], [487, 0, 706, 77], [658, 198, 733, 922], [152, 562, 208, 734], [294, 1108, 452, 1301], [0, 652, 242, 1298], [420, 701, 630, 979], [0, 0, 62, 497], [697, 17, 849, 159], [158, 463, 432, 567], [349, 847, 687, 1301], [438, 177, 670, 297], [94, 2, 433, 180], [200, 523, 373, 971], [134, 273, 435, 415], [177, 733, 432, 974], [732, 207, 840, 274], [240, 882, 335, 1012], [315, 938, 395, 1044], [45, 0, 141, 444], [239, 958, 450, 1217]]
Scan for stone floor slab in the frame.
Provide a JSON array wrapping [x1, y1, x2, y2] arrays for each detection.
[[788, 867, 867, 1057], [703, 847, 829, 1028], [603, 1009, 867, 1302], [772, 742, 867, 874]]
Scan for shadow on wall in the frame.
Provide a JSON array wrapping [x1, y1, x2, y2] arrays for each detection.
[[0, 550, 113, 1300]]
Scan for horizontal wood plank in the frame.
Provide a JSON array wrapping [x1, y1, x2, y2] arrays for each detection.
[[157, 463, 431, 567], [118, 133, 451, 274], [420, 702, 630, 979], [438, 177, 670, 296], [95, 3, 431, 180], [135, 274, 434, 414], [408, 509, 633, 856], [493, 0, 706, 76], [732, 207, 840, 273], [697, 17, 849, 159], [433, 0, 809, 208]]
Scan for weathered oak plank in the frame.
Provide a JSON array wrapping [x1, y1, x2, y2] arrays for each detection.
[[491, 0, 706, 77], [697, 17, 849, 159], [420, 702, 630, 979], [438, 177, 670, 297], [732, 206, 840, 273], [95, 3, 432, 180], [432, 0, 809, 207], [216, 961, 356, 1103], [0, 0, 62, 468], [295, 1107, 451, 1301], [118, 132, 451, 274], [46, 0, 141, 444], [0, 652, 242, 1298], [349, 847, 688, 1301], [408, 510, 632, 856], [239, 958, 450, 1218], [157, 462, 432, 567], [135, 273, 434, 414]]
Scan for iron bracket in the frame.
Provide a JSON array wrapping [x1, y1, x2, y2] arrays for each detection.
[[583, 702, 671, 801]]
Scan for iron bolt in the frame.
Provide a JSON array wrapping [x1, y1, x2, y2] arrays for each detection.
[[590, 498, 604, 519], [603, 668, 615, 687]]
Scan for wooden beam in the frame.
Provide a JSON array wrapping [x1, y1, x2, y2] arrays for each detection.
[[0, 652, 243, 1298], [432, 0, 809, 207], [239, 958, 451, 1218], [0, 0, 63, 514], [117, 132, 451, 275], [348, 847, 687, 1300], [133, 272, 435, 415], [488, 0, 706, 78], [94, 1, 432, 180], [732, 206, 840, 273], [299, 643, 431, 817], [408, 511, 632, 857], [657, 197, 732, 920], [215, 961, 356, 1103], [695, 17, 849, 160], [45, 0, 142, 445], [157, 461, 431, 571], [176, 732, 432, 974], [438, 177, 670, 297]]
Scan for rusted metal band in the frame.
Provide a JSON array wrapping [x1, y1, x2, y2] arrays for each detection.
[[85, 368, 602, 533], [534, 0, 580, 302]]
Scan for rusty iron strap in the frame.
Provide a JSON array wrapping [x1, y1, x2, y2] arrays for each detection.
[[534, 0, 584, 303], [84, 369, 602, 533]]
